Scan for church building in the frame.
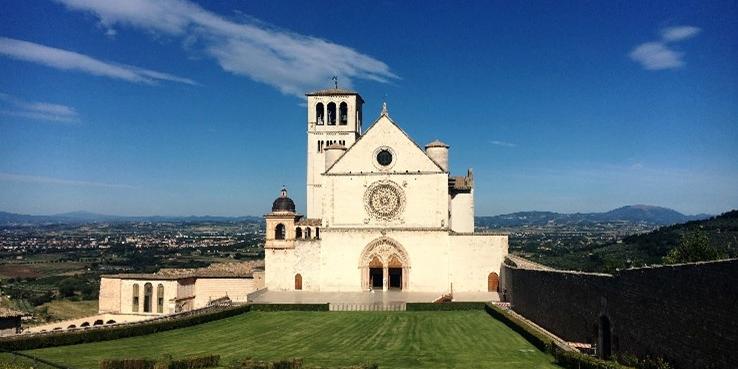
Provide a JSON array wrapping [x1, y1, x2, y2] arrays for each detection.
[[265, 88, 508, 293]]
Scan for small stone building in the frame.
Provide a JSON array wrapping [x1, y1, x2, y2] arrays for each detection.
[[98, 262, 264, 315]]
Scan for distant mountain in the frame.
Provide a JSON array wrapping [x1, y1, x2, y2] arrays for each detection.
[[0, 211, 262, 226], [476, 205, 711, 228]]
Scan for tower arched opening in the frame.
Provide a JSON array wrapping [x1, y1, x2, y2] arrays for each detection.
[[327, 102, 336, 125]]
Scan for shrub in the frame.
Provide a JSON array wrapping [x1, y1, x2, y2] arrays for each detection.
[[250, 304, 328, 312], [483, 303, 552, 352], [406, 302, 486, 311], [0, 305, 251, 351], [100, 355, 219, 369]]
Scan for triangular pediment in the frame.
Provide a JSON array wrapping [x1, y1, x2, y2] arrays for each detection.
[[326, 114, 444, 174]]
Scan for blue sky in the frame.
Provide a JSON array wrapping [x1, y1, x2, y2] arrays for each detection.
[[0, 1, 736, 216]]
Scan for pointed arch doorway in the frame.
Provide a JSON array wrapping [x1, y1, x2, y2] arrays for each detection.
[[359, 237, 410, 291]]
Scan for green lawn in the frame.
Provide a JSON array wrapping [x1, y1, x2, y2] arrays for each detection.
[[27, 311, 561, 369]]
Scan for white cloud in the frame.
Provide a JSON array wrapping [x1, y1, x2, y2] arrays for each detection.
[[628, 25, 700, 71], [660, 26, 701, 42], [629, 42, 684, 70], [0, 172, 138, 189], [0, 37, 198, 85], [490, 140, 517, 148], [54, 0, 398, 97], [0, 93, 80, 123]]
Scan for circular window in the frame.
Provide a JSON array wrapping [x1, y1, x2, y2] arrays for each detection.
[[376, 149, 393, 166]]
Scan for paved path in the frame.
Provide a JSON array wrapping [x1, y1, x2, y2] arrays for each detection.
[[248, 290, 499, 305]]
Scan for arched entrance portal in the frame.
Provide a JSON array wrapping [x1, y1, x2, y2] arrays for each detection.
[[359, 237, 410, 291], [487, 272, 499, 292]]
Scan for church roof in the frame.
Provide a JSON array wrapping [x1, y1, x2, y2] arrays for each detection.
[[306, 88, 361, 96], [272, 187, 296, 213], [425, 139, 449, 148]]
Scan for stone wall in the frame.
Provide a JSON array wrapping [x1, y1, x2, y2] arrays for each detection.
[[502, 258, 738, 369]]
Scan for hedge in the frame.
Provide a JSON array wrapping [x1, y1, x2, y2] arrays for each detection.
[[233, 357, 378, 369], [405, 302, 486, 311], [483, 303, 553, 352], [0, 305, 251, 351], [249, 304, 329, 312], [100, 355, 220, 369], [483, 303, 634, 369]]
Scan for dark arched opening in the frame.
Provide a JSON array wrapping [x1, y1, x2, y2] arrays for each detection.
[[315, 227, 320, 239], [67, 324, 76, 329], [143, 283, 153, 313], [327, 102, 336, 125], [275, 224, 285, 240], [305, 227, 312, 239], [157, 283, 164, 313], [106, 320, 116, 324], [295, 273, 302, 290], [369, 256, 383, 289], [598, 315, 612, 360], [316, 103, 324, 125], [93, 320, 104, 326], [80, 322, 90, 327], [295, 227, 303, 239], [339, 102, 348, 125], [132, 283, 139, 312]]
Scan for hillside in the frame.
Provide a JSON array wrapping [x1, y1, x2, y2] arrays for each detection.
[[526, 210, 738, 272], [0, 211, 262, 226], [477, 205, 710, 228]]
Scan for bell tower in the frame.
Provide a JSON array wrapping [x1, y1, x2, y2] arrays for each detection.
[[305, 86, 363, 219]]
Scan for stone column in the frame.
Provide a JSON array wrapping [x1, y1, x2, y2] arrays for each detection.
[[383, 267, 388, 291]]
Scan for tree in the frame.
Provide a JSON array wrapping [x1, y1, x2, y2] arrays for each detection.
[[663, 230, 724, 264]]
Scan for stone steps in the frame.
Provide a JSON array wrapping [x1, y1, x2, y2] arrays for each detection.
[[329, 303, 406, 311]]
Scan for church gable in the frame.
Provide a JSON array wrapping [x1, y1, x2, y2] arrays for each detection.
[[326, 115, 444, 174]]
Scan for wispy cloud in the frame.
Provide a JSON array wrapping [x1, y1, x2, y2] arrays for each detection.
[[0, 37, 198, 85], [660, 26, 701, 42], [490, 140, 517, 148], [0, 172, 138, 189], [0, 93, 80, 123], [54, 0, 398, 97], [629, 25, 701, 71]]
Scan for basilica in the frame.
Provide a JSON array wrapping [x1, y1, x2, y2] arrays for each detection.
[[264, 88, 508, 293]]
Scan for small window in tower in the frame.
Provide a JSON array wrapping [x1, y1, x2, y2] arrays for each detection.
[[327, 102, 336, 125], [339, 102, 348, 125], [316, 103, 324, 125]]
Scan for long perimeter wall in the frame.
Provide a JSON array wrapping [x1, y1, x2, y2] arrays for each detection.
[[501, 258, 738, 369]]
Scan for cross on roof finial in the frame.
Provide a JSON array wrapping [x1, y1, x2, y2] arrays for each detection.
[[332, 76, 338, 89], [280, 186, 287, 197], [381, 101, 388, 116]]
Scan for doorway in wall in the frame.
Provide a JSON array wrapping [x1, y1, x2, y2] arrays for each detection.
[[370, 268, 383, 288], [388, 268, 402, 289]]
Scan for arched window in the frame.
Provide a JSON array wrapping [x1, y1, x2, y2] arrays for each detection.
[[316, 103, 324, 125], [305, 227, 312, 239], [339, 102, 348, 125], [132, 284, 139, 312], [80, 322, 90, 327], [157, 284, 164, 313], [93, 320, 104, 326], [315, 228, 320, 239], [327, 102, 336, 125], [143, 283, 153, 313], [67, 324, 76, 329], [106, 320, 116, 324], [295, 273, 302, 290], [275, 224, 286, 240], [295, 227, 303, 239]]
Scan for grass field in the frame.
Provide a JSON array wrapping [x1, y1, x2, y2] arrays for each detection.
[[26, 311, 561, 369], [40, 300, 99, 321]]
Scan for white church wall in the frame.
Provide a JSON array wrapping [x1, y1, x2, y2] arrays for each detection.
[[448, 234, 508, 292], [319, 230, 452, 292], [323, 173, 448, 229], [450, 191, 475, 233], [265, 248, 297, 291], [193, 278, 254, 306], [118, 279, 178, 315], [294, 240, 321, 291]]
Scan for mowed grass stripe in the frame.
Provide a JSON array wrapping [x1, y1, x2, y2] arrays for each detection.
[[26, 311, 561, 369]]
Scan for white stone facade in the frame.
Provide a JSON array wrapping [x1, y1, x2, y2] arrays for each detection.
[[265, 89, 508, 294]]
